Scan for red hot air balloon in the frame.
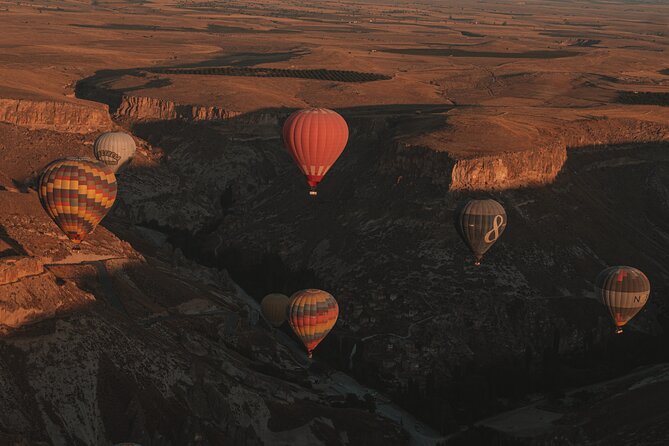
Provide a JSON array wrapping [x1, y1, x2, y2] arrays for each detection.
[[282, 108, 349, 196]]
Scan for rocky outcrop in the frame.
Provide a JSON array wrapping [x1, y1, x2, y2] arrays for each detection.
[[115, 95, 242, 122], [0, 256, 43, 285], [0, 266, 89, 329], [379, 141, 567, 192], [561, 118, 669, 149], [448, 117, 668, 191], [76, 69, 246, 123], [450, 145, 567, 191], [0, 98, 112, 133]]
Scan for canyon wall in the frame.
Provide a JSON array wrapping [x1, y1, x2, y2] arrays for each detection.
[[0, 98, 112, 133], [75, 73, 243, 123], [0, 256, 43, 286], [115, 95, 242, 122], [0, 94, 243, 134], [450, 145, 567, 191], [448, 118, 668, 191], [560, 118, 669, 149]]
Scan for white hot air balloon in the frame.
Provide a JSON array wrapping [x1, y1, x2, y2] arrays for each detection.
[[94, 131, 137, 172]]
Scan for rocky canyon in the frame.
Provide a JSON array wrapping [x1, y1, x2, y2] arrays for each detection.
[[1, 0, 668, 445]]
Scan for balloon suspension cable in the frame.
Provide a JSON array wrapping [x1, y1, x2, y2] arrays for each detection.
[[615, 327, 623, 335]]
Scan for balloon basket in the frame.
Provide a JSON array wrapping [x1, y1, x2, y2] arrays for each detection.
[[309, 188, 318, 197], [615, 327, 623, 334]]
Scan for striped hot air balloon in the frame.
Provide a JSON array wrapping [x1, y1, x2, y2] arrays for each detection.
[[287, 289, 339, 358], [94, 131, 136, 173], [457, 199, 507, 265], [261, 293, 290, 327], [282, 108, 349, 196], [595, 266, 650, 334], [38, 157, 117, 245]]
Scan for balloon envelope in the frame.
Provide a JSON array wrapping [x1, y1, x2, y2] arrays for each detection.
[[457, 199, 507, 264], [282, 108, 348, 195], [287, 289, 339, 358], [261, 293, 290, 327], [595, 266, 650, 333], [38, 157, 117, 244], [94, 131, 136, 172]]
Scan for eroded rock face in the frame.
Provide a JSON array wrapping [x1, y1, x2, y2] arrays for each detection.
[[0, 256, 43, 286], [0, 267, 86, 329], [115, 95, 242, 122], [0, 99, 112, 133], [560, 118, 669, 149], [450, 145, 567, 191]]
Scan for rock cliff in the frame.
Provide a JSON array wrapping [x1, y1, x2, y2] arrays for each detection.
[[0, 256, 43, 286], [115, 95, 241, 122], [450, 144, 567, 191], [0, 98, 112, 133]]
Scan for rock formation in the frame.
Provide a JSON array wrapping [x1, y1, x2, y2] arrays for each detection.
[[115, 95, 241, 122], [0, 98, 112, 133]]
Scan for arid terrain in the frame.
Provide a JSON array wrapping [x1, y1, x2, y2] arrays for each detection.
[[0, 0, 668, 444]]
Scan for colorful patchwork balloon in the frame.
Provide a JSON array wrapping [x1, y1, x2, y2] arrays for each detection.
[[38, 157, 117, 245], [287, 289, 339, 358]]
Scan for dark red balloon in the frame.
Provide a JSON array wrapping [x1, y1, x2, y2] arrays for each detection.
[[282, 108, 349, 196]]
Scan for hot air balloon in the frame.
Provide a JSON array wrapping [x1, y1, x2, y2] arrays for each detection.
[[94, 131, 136, 172], [38, 157, 117, 245], [282, 108, 349, 196], [261, 293, 290, 327], [457, 199, 507, 265], [595, 266, 650, 334], [287, 289, 339, 358]]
